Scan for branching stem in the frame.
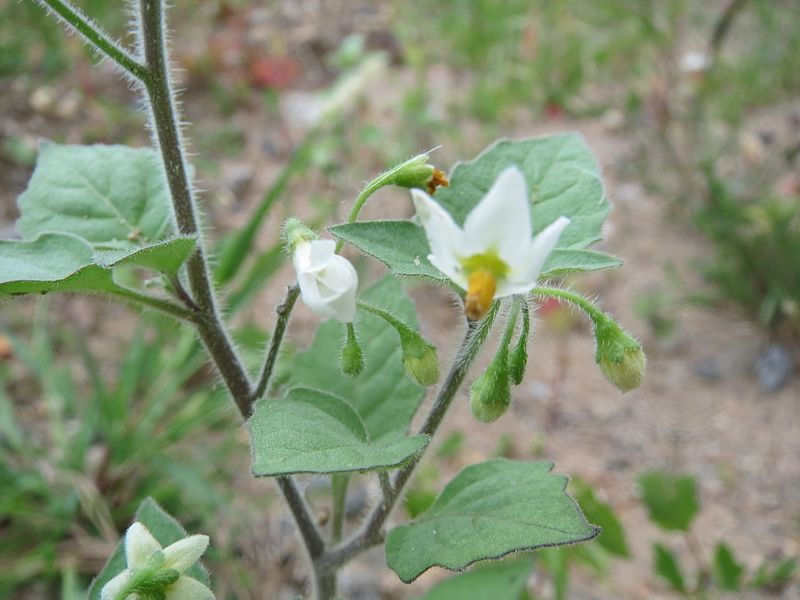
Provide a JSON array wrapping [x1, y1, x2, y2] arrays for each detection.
[[321, 302, 500, 569], [36, 0, 148, 80], [252, 284, 300, 403]]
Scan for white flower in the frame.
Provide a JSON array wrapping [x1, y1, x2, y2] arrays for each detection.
[[293, 239, 358, 323], [100, 522, 214, 600], [412, 166, 570, 319]]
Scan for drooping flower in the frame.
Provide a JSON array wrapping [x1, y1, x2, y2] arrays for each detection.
[[100, 522, 214, 600], [293, 238, 358, 323], [412, 166, 570, 319]]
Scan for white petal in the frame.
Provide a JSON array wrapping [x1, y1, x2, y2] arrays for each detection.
[[100, 570, 132, 600], [162, 535, 209, 574], [463, 167, 531, 258], [166, 575, 215, 600], [504, 216, 570, 294], [305, 239, 337, 271], [412, 188, 469, 288], [297, 255, 358, 322], [125, 523, 160, 568]]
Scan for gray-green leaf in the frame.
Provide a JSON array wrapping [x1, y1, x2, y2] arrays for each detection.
[[17, 142, 174, 248], [0, 233, 195, 296], [249, 387, 429, 475], [285, 276, 425, 440], [385, 459, 598, 583], [88, 497, 209, 600], [415, 557, 533, 600]]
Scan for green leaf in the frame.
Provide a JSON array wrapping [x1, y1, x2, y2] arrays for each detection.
[[330, 221, 446, 281], [713, 542, 744, 591], [330, 134, 615, 281], [435, 134, 608, 247], [542, 249, 622, 275], [385, 459, 599, 583], [570, 477, 630, 558], [88, 497, 209, 600], [652, 542, 687, 594], [0, 233, 196, 297], [285, 276, 426, 440], [249, 387, 429, 475], [415, 557, 533, 600], [638, 471, 700, 532], [17, 142, 174, 248]]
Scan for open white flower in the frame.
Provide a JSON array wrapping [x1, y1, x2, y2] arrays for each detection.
[[293, 239, 358, 323], [412, 166, 570, 320], [100, 522, 214, 600]]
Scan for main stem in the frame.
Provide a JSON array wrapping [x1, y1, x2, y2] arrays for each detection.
[[136, 2, 326, 594], [139, 0, 252, 415]]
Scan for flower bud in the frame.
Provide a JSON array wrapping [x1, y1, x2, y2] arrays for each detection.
[[400, 331, 440, 387], [470, 348, 511, 423], [594, 317, 646, 393], [282, 217, 317, 253], [509, 302, 530, 385], [341, 323, 364, 377], [388, 154, 449, 194]]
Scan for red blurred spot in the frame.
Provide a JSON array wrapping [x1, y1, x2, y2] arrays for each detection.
[[247, 56, 301, 90]]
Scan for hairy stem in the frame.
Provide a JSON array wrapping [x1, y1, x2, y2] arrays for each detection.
[[36, 0, 147, 80], [139, 0, 253, 414], [252, 284, 300, 403], [136, 1, 325, 584], [112, 288, 195, 321], [532, 285, 606, 324], [330, 474, 349, 545], [321, 302, 500, 569]]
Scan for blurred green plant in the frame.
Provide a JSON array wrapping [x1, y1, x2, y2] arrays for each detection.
[[640, 470, 798, 596], [696, 171, 800, 336], [0, 305, 236, 595]]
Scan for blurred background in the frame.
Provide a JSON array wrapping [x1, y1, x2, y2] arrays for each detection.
[[1, 1, 799, 598]]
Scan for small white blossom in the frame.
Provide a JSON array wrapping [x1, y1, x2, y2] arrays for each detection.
[[412, 166, 569, 319], [100, 522, 214, 600], [293, 239, 358, 323]]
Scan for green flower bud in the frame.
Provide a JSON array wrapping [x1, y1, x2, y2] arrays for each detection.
[[341, 323, 364, 377], [387, 154, 449, 194], [470, 348, 511, 423], [282, 217, 317, 253], [594, 317, 646, 393], [509, 301, 530, 385], [400, 331, 440, 387]]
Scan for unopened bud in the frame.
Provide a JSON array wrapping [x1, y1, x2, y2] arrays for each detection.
[[400, 331, 440, 387], [341, 323, 364, 377], [470, 348, 511, 423], [509, 302, 530, 385], [282, 217, 317, 253], [594, 317, 646, 393], [388, 154, 449, 194]]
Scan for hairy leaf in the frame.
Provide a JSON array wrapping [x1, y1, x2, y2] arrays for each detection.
[[0, 234, 196, 297], [415, 557, 533, 600], [386, 459, 598, 582], [17, 142, 174, 248], [249, 387, 428, 475]]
